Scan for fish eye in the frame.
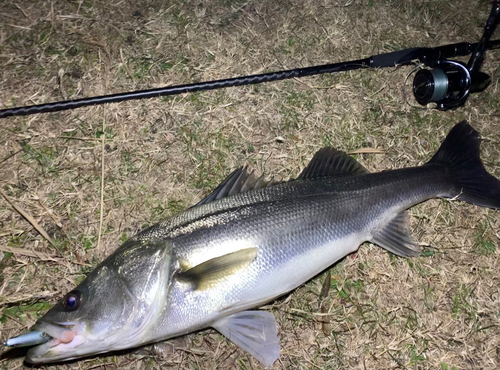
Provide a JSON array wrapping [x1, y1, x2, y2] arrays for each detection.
[[62, 290, 81, 311]]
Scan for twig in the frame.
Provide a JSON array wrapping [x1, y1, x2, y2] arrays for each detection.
[[348, 148, 385, 155], [96, 113, 106, 252], [0, 292, 59, 308], [0, 245, 56, 261], [95, 48, 108, 253], [0, 230, 24, 237], [0, 149, 23, 167], [120, 47, 135, 84], [4, 24, 31, 30], [14, 3, 32, 22], [0, 188, 56, 248]]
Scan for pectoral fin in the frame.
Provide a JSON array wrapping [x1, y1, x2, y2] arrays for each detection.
[[176, 247, 258, 290], [212, 311, 280, 367]]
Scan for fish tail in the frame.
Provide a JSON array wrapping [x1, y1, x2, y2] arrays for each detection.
[[426, 120, 500, 209]]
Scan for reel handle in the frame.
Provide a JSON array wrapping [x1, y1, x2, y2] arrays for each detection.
[[412, 0, 499, 110], [468, 0, 500, 73]]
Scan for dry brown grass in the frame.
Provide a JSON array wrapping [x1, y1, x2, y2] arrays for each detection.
[[1, 0, 499, 369]]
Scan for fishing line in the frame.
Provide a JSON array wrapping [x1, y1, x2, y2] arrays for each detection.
[[403, 64, 431, 110]]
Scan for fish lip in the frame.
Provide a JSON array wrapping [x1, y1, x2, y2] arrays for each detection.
[[32, 321, 77, 343], [25, 321, 82, 363]]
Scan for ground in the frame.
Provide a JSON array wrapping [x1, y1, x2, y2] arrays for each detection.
[[0, 0, 499, 369]]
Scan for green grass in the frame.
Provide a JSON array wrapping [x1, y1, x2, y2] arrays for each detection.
[[2, 302, 52, 324], [473, 220, 497, 256], [0, 0, 499, 369]]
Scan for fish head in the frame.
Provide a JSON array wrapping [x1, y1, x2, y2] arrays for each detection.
[[25, 240, 172, 363]]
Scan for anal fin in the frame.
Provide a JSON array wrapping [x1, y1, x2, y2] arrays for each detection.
[[370, 211, 419, 257], [212, 311, 280, 367]]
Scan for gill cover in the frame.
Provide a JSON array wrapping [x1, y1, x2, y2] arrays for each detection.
[[24, 240, 172, 363]]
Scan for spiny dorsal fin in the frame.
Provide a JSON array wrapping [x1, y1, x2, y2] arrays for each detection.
[[370, 211, 419, 257], [298, 147, 369, 180], [176, 247, 258, 290], [195, 167, 273, 206]]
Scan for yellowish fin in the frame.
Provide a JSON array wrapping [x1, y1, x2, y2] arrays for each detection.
[[177, 247, 258, 290]]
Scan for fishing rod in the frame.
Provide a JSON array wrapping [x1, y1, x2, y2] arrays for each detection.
[[0, 1, 499, 119]]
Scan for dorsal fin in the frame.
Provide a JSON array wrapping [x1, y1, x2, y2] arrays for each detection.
[[195, 167, 274, 206], [298, 147, 369, 179], [195, 147, 366, 206]]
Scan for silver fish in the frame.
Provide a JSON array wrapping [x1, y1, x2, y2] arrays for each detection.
[[4, 121, 500, 366]]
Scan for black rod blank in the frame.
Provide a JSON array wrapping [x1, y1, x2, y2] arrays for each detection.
[[0, 40, 499, 119], [0, 58, 370, 119]]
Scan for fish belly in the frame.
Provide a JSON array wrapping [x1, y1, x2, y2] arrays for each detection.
[[147, 230, 365, 342]]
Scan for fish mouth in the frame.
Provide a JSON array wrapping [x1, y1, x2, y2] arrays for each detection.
[[24, 321, 85, 363]]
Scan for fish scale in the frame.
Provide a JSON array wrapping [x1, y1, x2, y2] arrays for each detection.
[[4, 121, 500, 367], [146, 166, 452, 341]]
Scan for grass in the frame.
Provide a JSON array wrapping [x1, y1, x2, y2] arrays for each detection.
[[0, 0, 499, 369]]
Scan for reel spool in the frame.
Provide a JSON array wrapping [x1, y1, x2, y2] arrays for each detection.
[[412, 60, 491, 111], [412, 61, 471, 110], [411, 0, 498, 111]]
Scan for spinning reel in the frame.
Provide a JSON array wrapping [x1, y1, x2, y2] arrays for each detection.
[[0, 1, 499, 118], [413, 60, 481, 111], [412, 0, 500, 110]]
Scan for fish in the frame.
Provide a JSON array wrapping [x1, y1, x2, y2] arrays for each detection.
[[4, 120, 500, 366]]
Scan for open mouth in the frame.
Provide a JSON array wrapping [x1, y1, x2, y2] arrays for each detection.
[[4, 322, 81, 363], [32, 322, 78, 346], [28, 322, 80, 362]]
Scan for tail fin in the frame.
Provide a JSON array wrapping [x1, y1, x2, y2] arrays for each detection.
[[427, 120, 500, 209]]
